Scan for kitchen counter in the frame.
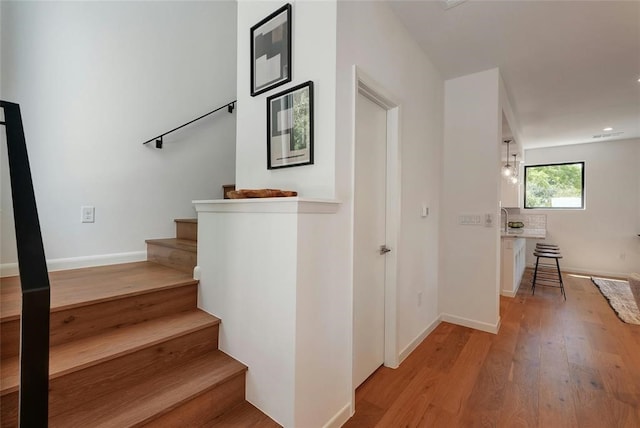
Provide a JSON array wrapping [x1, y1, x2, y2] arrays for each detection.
[[501, 228, 546, 239]]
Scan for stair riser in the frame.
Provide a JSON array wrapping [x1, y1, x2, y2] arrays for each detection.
[[0, 320, 19, 360], [142, 372, 246, 427], [147, 245, 196, 274], [0, 284, 197, 360], [0, 395, 17, 428], [175, 221, 197, 241], [1, 325, 219, 423]]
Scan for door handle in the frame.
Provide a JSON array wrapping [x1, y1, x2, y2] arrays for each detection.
[[379, 245, 391, 255]]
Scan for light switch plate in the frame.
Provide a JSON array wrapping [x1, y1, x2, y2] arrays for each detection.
[[459, 214, 482, 225]]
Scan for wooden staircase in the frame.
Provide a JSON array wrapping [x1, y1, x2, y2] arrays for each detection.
[[0, 219, 279, 427], [145, 219, 198, 274]]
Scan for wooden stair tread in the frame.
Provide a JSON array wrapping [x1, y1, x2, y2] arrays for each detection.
[[212, 401, 281, 427], [50, 351, 247, 428], [145, 238, 197, 251], [0, 261, 197, 322], [1, 310, 219, 396]]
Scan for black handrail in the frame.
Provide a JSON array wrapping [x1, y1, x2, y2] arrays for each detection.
[[142, 100, 237, 148], [1, 100, 51, 427]]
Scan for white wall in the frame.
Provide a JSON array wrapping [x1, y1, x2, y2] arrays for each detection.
[[0, 1, 237, 271], [335, 0, 444, 385], [293, 210, 348, 427], [235, 0, 337, 198], [524, 138, 640, 276], [227, 0, 445, 425], [232, 2, 347, 426], [439, 68, 502, 332]]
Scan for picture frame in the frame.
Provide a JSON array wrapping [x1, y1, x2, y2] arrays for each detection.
[[250, 4, 292, 97], [267, 81, 314, 169]]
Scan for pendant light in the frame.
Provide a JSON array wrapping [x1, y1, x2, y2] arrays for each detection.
[[502, 140, 515, 177], [509, 153, 519, 184]]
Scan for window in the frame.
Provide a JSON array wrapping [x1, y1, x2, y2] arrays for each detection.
[[524, 162, 585, 209]]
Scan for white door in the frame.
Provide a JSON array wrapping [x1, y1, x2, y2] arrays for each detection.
[[353, 92, 388, 387]]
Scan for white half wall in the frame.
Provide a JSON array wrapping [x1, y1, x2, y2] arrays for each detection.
[[0, 1, 237, 267], [524, 138, 640, 276], [196, 203, 297, 427], [235, 0, 337, 198], [440, 68, 502, 332], [194, 198, 343, 428]]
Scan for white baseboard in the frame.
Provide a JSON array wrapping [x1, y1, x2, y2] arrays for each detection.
[[526, 263, 630, 279], [501, 280, 521, 297], [1, 251, 147, 277], [440, 313, 501, 334], [500, 289, 517, 297], [398, 316, 441, 364], [322, 403, 352, 428]]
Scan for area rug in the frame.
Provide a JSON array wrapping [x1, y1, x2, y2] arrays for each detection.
[[591, 277, 640, 325]]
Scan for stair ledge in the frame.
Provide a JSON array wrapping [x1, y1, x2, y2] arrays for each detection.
[[145, 238, 197, 252], [174, 218, 197, 224], [50, 351, 247, 428], [0, 310, 219, 396]]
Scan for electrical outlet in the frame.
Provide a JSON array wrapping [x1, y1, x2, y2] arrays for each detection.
[[81, 206, 95, 223], [421, 204, 429, 218], [417, 291, 423, 306]]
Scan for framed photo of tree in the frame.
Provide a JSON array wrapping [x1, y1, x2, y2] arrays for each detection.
[[266, 81, 314, 169], [250, 4, 292, 97]]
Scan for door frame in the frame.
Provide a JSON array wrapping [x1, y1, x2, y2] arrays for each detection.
[[351, 65, 402, 393]]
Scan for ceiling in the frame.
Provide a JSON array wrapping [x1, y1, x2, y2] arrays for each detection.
[[388, 0, 640, 150]]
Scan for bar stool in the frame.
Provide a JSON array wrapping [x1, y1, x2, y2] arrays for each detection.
[[532, 245, 566, 300], [535, 243, 561, 255], [536, 244, 560, 255], [536, 243, 559, 251]]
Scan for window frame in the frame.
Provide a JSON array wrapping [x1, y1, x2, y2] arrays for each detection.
[[523, 161, 585, 210]]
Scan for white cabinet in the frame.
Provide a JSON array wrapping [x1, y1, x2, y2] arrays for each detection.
[[501, 178, 521, 208], [501, 237, 526, 297]]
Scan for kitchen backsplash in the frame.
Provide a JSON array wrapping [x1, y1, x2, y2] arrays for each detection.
[[507, 213, 547, 230]]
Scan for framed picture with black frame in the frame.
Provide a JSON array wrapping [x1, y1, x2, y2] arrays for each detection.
[[250, 4, 292, 97], [266, 81, 314, 169]]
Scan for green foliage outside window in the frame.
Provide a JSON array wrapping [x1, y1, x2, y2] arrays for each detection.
[[524, 162, 584, 209]]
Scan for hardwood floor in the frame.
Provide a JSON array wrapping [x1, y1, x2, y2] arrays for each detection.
[[344, 269, 640, 427]]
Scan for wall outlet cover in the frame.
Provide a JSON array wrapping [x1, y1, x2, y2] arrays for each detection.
[[81, 206, 95, 223]]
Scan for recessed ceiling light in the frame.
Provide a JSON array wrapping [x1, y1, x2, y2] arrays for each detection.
[[603, 127, 613, 131], [593, 131, 624, 139]]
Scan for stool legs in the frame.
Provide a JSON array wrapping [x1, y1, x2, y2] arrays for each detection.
[[532, 249, 565, 300], [532, 256, 540, 295], [556, 257, 566, 300]]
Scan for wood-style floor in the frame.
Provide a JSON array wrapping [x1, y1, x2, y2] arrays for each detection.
[[344, 269, 640, 427]]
